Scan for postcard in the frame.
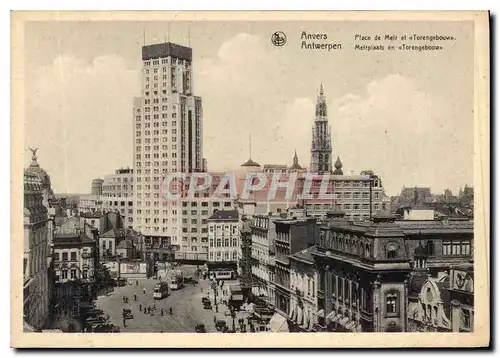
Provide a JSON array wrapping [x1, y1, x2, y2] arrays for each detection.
[[11, 10, 490, 348]]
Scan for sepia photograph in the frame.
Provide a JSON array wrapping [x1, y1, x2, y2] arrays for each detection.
[[11, 11, 490, 348]]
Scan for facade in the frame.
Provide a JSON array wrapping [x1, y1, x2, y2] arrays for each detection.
[[310, 85, 332, 174], [449, 263, 474, 332], [250, 214, 278, 307], [298, 169, 388, 221], [91, 178, 104, 196], [274, 214, 317, 319], [133, 42, 203, 257], [116, 239, 137, 260], [313, 207, 473, 333], [207, 210, 239, 266], [102, 167, 135, 228], [23, 171, 52, 330], [314, 210, 412, 333], [52, 218, 98, 326], [77, 195, 104, 214], [53, 221, 97, 285], [263, 164, 288, 174], [289, 246, 319, 332], [99, 227, 143, 260], [407, 271, 453, 332]]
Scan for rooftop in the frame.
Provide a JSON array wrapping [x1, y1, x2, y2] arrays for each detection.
[[142, 42, 192, 61], [241, 158, 261, 167], [291, 246, 317, 264], [81, 211, 104, 219], [208, 210, 239, 221]]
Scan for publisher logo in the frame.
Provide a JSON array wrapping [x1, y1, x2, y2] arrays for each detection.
[[271, 31, 287, 47]]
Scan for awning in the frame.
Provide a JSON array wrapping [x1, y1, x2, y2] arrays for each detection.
[[289, 303, 296, 321], [23, 320, 38, 332], [301, 312, 309, 330], [269, 312, 289, 332], [296, 307, 303, 326], [325, 310, 336, 323], [345, 321, 356, 331], [339, 316, 349, 326], [308, 314, 315, 331], [231, 294, 244, 301], [316, 309, 324, 318]]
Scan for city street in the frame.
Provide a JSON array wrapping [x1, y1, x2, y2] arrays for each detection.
[[95, 266, 247, 333]]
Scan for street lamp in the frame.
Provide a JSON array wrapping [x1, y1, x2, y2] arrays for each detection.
[[211, 280, 218, 313]]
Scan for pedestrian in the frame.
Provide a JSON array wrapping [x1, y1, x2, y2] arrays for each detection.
[[143, 288, 146, 294], [136, 280, 138, 286], [139, 304, 142, 311], [213, 315, 216, 323]]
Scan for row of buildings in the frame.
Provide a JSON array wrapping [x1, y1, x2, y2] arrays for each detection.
[[79, 41, 391, 265], [234, 204, 474, 333]]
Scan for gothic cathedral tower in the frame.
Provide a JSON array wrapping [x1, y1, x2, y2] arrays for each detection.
[[310, 84, 332, 173]]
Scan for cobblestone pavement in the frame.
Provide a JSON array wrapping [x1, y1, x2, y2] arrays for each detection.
[[95, 266, 250, 333]]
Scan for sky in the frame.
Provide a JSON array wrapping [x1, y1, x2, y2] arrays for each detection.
[[23, 20, 474, 196]]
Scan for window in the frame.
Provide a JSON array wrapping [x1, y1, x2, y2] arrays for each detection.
[[461, 241, 471, 255], [426, 241, 435, 255], [70, 252, 77, 261], [62, 270, 68, 280], [386, 243, 397, 259], [443, 241, 452, 255], [452, 241, 461, 255], [62, 252, 68, 261], [385, 292, 399, 316], [70, 269, 77, 279], [82, 270, 88, 279]]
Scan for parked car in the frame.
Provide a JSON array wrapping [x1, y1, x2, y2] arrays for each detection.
[[195, 324, 206, 333], [215, 320, 227, 331], [203, 301, 212, 309], [122, 308, 133, 319]]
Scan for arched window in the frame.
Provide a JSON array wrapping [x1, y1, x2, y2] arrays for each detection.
[[385, 291, 399, 316], [426, 240, 434, 256], [386, 243, 398, 259]]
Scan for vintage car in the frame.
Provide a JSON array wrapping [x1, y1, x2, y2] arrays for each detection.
[[203, 301, 212, 309], [122, 308, 133, 319], [215, 320, 227, 331], [195, 324, 206, 333]]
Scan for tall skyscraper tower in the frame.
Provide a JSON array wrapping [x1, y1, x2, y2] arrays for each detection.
[[133, 42, 203, 249], [310, 84, 332, 173]]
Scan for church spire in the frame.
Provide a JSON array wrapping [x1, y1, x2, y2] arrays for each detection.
[[316, 83, 327, 117]]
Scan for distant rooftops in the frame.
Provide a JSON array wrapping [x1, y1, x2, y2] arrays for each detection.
[[142, 42, 192, 62], [208, 210, 239, 221], [115, 167, 133, 174], [80, 211, 104, 219]]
